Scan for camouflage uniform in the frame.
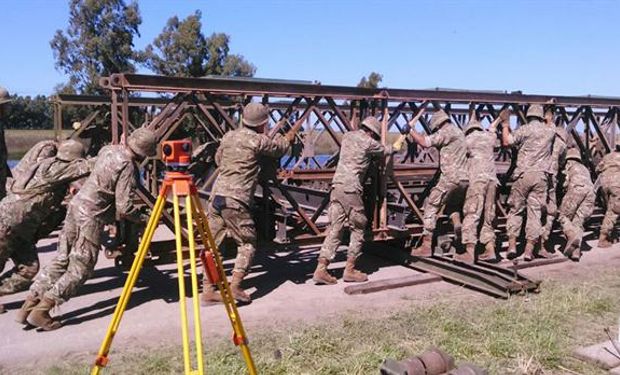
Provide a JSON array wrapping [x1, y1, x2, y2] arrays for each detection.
[[318, 129, 387, 260], [597, 150, 620, 240], [0, 155, 90, 302], [7, 140, 57, 188], [462, 129, 498, 246], [421, 123, 469, 236], [558, 158, 595, 251], [208, 127, 289, 273], [29, 145, 145, 304], [541, 128, 568, 242], [505, 119, 556, 241]]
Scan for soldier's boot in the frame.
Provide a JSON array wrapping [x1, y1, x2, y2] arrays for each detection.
[[506, 237, 518, 259], [478, 242, 497, 262], [16, 295, 40, 324], [342, 257, 368, 283], [523, 240, 536, 262], [27, 297, 62, 331], [562, 230, 581, 261], [0, 303, 4, 314], [411, 235, 433, 257], [230, 271, 251, 304], [312, 257, 337, 285], [598, 233, 612, 248], [450, 213, 462, 240], [537, 239, 557, 259], [454, 243, 475, 264], [201, 282, 223, 306]]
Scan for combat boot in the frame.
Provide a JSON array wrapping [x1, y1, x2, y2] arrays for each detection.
[[450, 213, 462, 240], [506, 237, 518, 259], [342, 257, 368, 283], [478, 242, 497, 262], [0, 304, 4, 314], [230, 271, 251, 304], [16, 295, 40, 324], [523, 240, 536, 262], [201, 282, 223, 306], [598, 234, 612, 248], [312, 257, 337, 285], [27, 297, 62, 331], [411, 235, 432, 257], [537, 240, 557, 259], [454, 243, 475, 264]]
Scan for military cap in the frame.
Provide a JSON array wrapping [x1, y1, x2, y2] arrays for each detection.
[[429, 110, 451, 132], [565, 147, 582, 162], [127, 128, 157, 158], [464, 120, 483, 135], [526, 104, 544, 120], [0, 87, 11, 105], [242, 103, 269, 128], [56, 139, 85, 162], [360, 116, 381, 138]]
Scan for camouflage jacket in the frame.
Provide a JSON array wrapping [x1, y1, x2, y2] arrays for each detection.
[[596, 150, 620, 188], [332, 129, 387, 194], [507, 119, 556, 176], [0, 156, 91, 236], [563, 160, 593, 190], [465, 130, 498, 183], [211, 127, 290, 205], [549, 128, 568, 176], [70, 145, 142, 226], [424, 123, 469, 182], [7, 140, 58, 190]]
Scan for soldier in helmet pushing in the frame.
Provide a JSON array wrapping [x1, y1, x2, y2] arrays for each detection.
[[0, 140, 91, 314], [0, 87, 11, 200], [406, 109, 469, 259], [20, 128, 157, 330], [201, 103, 294, 304], [596, 139, 620, 247], [501, 104, 556, 261], [312, 116, 394, 284]]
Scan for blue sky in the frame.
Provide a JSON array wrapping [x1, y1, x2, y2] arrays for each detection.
[[2, 0, 619, 97]]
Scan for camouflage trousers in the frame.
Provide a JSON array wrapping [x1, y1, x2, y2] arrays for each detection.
[[422, 177, 468, 236], [542, 175, 558, 241], [0, 224, 39, 296], [558, 186, 595, 246], [462, 179, 497, 245], [319, 188, 367, 260], [207, 196, 257, 274], [506, 171, 548, 241], [29, 209, 101, 304], [600, 184, 620, 238]]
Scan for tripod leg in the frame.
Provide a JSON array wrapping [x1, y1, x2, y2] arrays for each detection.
[[184, 195, 205, 374], [91, 192, 167, 375], [172, 194, 194, 374], [190, 194, 257, 375]]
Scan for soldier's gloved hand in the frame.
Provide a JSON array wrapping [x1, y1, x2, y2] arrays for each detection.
[[400, 124, 412, 135]]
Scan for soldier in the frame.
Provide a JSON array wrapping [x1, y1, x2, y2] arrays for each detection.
[[558, 148, 595, 260], [201, 103, 293, 304], [0, 87, 10, 199], [461, 110, 508, 263], [596, 141, 620, 247], [19, 128, 156, 330], [540, 107, 568, 255], [0, 140, 89, 314], [407, 109, 469, 259], [312, 116, 393, 285], [501, 104, 556, 261]]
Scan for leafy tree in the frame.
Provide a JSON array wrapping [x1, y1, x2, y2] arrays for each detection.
[[140, 10, 255, 77], [4, 95, 53, 129], [50, 0, 142, 94], [357, 72, 384, 89]]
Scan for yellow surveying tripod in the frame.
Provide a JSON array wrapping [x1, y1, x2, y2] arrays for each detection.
[[91, 140, 257, 375]]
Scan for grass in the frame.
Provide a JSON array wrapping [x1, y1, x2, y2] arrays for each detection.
[[33, 270, 620, 375], [5, 129, 72, 159]]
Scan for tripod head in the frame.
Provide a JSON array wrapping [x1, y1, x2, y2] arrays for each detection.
[[162, 140, 192, 171]]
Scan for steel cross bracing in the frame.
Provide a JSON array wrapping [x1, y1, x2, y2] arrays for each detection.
[[53, 74, 620, 253]]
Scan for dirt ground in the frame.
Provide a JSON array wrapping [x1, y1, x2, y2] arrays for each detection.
[[0, 225, 619, 372]]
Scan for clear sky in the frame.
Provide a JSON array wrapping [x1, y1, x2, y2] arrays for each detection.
[[2, 0, 619, 97]]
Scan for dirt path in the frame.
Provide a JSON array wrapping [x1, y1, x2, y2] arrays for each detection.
[[1, 227, 619, 371]]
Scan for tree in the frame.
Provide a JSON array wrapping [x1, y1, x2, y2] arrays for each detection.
[[357, 72, 384, 89], [4, 95, 53, 130], [140, 10, 255, 78], [50, 0, 142, 94]]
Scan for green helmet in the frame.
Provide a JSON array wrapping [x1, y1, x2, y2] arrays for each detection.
[[360, 116, 381, 137], [429, 110, 450, 132], [127, 128, 157, 158], [565, 147, 581, 162], [56, 139, 85, 162], [526, 104, 544, 120], [464, 120, 483, 135], [242, 102, 269, 128], [0, 87, 11, 105]]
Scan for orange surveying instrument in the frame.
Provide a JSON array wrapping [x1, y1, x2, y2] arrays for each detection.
[[91, 140, 257, 375]]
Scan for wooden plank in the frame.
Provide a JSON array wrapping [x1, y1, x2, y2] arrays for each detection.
[[344, 273, 441, 295]]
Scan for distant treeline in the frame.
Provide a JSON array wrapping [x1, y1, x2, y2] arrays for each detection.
[[4, 95, 53, 129]]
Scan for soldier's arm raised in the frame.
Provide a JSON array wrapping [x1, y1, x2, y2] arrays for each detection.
[[258, 133, 290, 159], [490, 108, 510, 133], [501, 120, 513, 147]]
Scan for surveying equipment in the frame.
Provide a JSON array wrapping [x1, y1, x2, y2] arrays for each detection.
[[91, 140, 257, 375]]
